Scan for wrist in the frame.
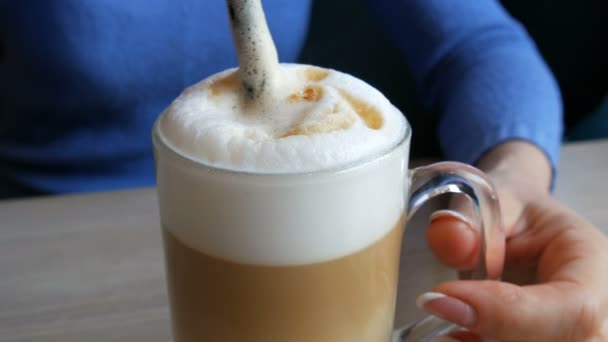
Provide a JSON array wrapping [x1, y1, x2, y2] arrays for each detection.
[[475, 140, 553, 196]]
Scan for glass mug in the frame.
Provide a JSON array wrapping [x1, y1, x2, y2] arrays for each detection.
[[153, 117, 505, 341]]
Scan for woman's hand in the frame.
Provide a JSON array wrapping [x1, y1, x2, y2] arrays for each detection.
[[423, 141, 608, 341]]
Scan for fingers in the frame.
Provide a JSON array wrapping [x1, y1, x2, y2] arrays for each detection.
[[424, 178, 608, 341], [505, 197, 608, 285], [425, 180, 523, 271], [426, 210, 479, 270], [446, 331, 497, 342], [417, 280, 589, 341]]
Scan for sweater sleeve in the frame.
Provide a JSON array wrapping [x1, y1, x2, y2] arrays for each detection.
[[368, 0, 563, 170]]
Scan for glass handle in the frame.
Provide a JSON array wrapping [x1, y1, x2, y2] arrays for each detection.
[[394, 162, 505, 342]]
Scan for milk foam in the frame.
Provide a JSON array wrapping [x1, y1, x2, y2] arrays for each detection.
[[155, 64, 409, 265], [159, 64, 406, 173]]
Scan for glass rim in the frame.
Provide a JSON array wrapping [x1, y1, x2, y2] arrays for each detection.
[[152, 114, 411, 178]]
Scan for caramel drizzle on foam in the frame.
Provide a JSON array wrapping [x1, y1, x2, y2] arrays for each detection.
[[208, 66, 384, 137], [209, 71, 241, 96]]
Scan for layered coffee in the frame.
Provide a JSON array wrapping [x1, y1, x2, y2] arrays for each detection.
[[163, 216, 404, 342], [154, 64, 409, 341]]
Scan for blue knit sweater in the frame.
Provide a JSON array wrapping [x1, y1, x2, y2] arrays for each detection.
[[0, 0, 561, 194]]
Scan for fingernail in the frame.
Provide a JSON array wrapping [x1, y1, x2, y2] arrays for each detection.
[[430, 337, 459, 342], [416, 292, 477, 327], [430, 210, 473, 227], [416, 292, 447, 308]]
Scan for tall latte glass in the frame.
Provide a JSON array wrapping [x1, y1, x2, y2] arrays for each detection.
[[153, 64, 504, 342]]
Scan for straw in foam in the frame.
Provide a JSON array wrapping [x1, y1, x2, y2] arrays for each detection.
[[225, 0, 280, 106]]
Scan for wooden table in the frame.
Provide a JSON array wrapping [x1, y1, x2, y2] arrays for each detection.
[[1, 140, 607, 342]]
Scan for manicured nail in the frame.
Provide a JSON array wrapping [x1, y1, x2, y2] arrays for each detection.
[[416, 292, 477, 327], [430, 337, 459, 342], [430, 210, 473, 227], [416, 292, 447, 308]]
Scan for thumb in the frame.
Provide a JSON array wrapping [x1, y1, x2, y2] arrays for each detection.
[[416, 280, 582, 341]]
